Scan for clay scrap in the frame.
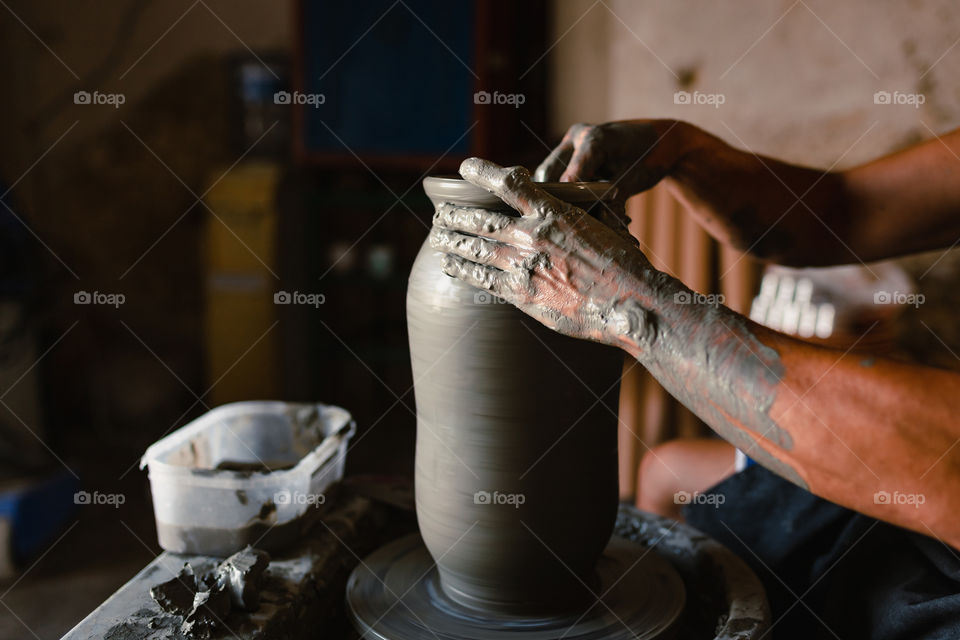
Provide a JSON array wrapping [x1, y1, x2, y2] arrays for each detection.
[[217, 544, 271, 610], [149, 546, 270, 638]]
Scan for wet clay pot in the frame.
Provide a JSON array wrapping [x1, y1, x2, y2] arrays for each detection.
[[409, 176, 624, 613]]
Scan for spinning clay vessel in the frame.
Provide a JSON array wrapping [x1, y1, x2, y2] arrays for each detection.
[[409, 176, 624, 612]]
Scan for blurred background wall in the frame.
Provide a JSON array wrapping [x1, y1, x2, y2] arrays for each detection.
[[551, 0, 960, 163]]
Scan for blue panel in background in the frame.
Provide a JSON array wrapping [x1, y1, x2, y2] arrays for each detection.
[[0, 471, 78, 564], [301, 0, 474, 157]]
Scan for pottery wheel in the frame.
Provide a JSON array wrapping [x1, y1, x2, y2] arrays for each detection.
[[347, 533, 686, 640]]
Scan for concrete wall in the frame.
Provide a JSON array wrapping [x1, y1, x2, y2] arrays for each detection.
[[549, 0, 960, 166]]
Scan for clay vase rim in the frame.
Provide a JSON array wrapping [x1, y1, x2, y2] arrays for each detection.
[[423, 175, 618, 210]]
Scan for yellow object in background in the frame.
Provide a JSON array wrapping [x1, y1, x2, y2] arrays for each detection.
[[203, 161, 280, 404]]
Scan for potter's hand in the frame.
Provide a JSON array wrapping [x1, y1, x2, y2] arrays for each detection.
[[431, 158, 661, 349], [534, 120, 687, 199]]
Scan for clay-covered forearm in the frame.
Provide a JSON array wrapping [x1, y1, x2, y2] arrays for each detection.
[[612, 270, 811, 485], [619, 279, 960, 547]]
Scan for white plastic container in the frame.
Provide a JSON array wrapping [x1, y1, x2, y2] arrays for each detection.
[[141, 401, 355, 556]]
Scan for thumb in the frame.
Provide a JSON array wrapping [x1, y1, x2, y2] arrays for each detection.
[[559, 142, 603, 183]]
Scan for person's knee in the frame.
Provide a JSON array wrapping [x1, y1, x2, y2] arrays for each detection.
[[637, 438, 737, 520], [637, 440, 690, 517]]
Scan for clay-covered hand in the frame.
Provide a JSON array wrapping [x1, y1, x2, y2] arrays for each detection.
[[534, 120, 687, 200], [431, 158, 664, 350]]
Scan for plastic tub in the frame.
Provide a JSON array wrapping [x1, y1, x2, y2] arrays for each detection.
[[140, 401, 355, 556]]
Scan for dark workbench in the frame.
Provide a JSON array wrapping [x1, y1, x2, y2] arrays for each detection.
[[61, 491, 414, 640], [61, 480, 767, 640]]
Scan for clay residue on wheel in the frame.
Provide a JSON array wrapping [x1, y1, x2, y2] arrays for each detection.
[[347, 533, 686, 640], [614, 505, 770, 640]]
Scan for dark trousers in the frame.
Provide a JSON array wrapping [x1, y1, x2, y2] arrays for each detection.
[[683, 465, 960, 640]]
